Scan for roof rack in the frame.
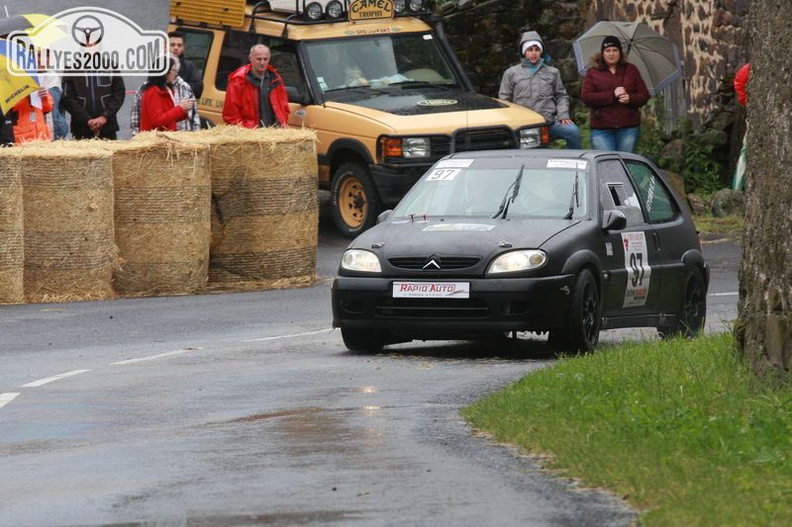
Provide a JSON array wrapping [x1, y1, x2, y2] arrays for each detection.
[[248, 1, 435, 32]]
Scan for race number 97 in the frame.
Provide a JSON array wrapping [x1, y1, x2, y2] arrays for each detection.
[[629, 252, 645, 287], [426, 168, 460, 181]]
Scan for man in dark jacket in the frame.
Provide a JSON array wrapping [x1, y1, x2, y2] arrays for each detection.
[[1, 109, 15, 145], [61, 74, 126, 139], [168, 31, 204, 99]]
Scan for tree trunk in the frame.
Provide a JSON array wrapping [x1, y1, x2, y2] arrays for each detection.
[[734, 0, 792, 377]]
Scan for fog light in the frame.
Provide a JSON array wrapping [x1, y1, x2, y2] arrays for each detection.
[[394, 0, 407, 13], [305, 2, 323, 20], [408, 0, 424, 11], [326, 0, 343, 18]]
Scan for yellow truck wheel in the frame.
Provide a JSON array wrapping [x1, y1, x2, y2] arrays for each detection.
[[331, 161, 381, 238]]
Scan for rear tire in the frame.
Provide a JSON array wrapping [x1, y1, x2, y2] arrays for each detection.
[[548, 269, 601, 353], [341, 328, 386, 353], [658, 270, 707, 339], [331, 162, 381, 238]]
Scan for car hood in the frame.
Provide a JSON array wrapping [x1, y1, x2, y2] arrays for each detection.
[[353, 217, 581, 257]]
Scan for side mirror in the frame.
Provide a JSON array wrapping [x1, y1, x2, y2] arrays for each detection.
[[377, 210, 393, 224], [286, 86, 311, 106], [602, 209, 627, 231]]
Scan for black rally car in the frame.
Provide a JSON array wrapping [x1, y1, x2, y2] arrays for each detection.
[[332, 149, 708, 353]]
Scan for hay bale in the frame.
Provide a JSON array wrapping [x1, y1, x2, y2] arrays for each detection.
[[153, 127, 319, 285], [0, 150, 24, 304], [16, 141, 115, 302], [107, 136, 211, 296]]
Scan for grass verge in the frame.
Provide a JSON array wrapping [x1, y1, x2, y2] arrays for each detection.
[[463, 333, 792, 526], [694, 213, 744, 243]]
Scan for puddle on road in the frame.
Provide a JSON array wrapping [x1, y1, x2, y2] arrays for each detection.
[[103, 510, 365, 525]]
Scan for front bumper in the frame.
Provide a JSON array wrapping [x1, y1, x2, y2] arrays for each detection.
[[369, 163, 430, 207], [332, 274, 576, 338]]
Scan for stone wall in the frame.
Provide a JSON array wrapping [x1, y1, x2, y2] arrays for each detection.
[[439, 0, 750, 123]]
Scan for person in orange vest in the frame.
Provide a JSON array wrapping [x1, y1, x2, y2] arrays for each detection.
[[12, 87, 53, 144]]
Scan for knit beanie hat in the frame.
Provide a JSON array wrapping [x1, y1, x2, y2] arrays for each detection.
[[521, 40, 543, 55], [601, 35, 623, 53]]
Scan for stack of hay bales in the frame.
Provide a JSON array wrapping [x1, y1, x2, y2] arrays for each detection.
[[106, 135, 211, 296], [0, 150, 24, 304], [15, 142, 115, 303], [159, 126, 319, 289]]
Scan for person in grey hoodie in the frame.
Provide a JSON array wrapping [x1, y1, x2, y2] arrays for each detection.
[[499, 31, 582, 149]]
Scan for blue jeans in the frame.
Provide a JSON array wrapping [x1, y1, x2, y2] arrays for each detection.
[[590, 126, 640, 153], [48, 87, 69, 140], [549, 121, 582, 149]]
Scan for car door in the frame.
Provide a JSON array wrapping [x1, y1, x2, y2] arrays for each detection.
[[596, 158, 663, 316], [623, 159, 688, 313]]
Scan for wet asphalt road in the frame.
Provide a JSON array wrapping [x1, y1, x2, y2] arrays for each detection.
[[0, 197, 738, 526]]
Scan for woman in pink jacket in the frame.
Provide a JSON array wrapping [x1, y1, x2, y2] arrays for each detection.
[[580, 35, 650, 153], [140, 56, 195, 132]]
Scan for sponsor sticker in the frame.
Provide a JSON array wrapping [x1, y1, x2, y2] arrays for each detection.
[[622, 231, 652, 307], [435, 159, 474, 168], [393, 281, 470, 299], [547, 159, 587, 169], [423, 223, 494, 232]]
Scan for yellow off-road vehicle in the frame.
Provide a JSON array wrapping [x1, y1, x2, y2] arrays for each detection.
[[169, 0, 549, 236]]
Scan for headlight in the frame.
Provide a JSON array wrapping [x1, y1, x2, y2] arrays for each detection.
[[341, 249, 382, 273], [380, 136, 432, 159], [408, 0, 424, 11], [518, 127, 543, 149], [402, 137, 430, 158], [394, 0, 407, 13], [487, 250, 547, 274], [326, 0, 344, 18], [305, 2, 323, 20]]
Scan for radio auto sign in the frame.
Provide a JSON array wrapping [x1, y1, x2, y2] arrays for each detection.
[[349, 0, 395, 21]]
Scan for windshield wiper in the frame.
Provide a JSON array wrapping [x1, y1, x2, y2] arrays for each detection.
[[563, 171, 580, 220], [491, 165, 525, 220]]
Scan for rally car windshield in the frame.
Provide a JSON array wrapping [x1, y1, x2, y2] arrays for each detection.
[[393, 165, 589, 220], [304, 33, 459, 95]]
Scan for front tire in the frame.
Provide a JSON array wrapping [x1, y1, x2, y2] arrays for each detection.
[[658, 270, 707, 339], [548, 269, 601, 353], [331, 162, 381, 238], [341, 328, 386, 353]]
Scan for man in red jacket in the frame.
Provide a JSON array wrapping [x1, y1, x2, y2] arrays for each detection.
[[222, 44, 290, 128]]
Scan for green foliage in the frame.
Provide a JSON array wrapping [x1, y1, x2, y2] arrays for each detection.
[[635, 98, 665, 163], [681, 133, 723, 194], [463, 333, 792, 526]]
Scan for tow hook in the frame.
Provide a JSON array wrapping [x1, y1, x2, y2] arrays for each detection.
[[560, 286, 570, 295]]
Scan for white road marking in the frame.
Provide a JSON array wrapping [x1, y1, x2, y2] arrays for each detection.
[[243, 328, 336, 342], [710, 292, 738, 297], [111, 348, 199, 365], [21, 370, 91, 388], [0, 393, 20, 409]]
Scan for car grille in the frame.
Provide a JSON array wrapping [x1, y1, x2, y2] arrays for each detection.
[[454, 127, 516, 152], [375, 298, 488, 319], [388, 256, 481, 271]]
